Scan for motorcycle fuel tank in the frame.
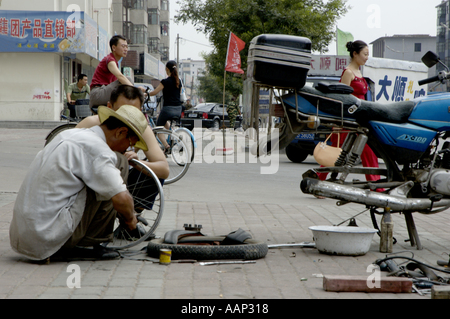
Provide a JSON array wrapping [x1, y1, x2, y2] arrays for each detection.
[[409, 93, 450, 131], [369, 121, 437, 164]]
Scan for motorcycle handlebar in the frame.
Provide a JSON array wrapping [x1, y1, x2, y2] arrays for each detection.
[[418, 75, 440, 86]]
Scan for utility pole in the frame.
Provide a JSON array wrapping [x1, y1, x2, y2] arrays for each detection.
[[177, 33, 180, 68]]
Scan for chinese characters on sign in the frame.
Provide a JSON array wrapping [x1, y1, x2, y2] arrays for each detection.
[[1, 17, 76, 39], [309, 56, 427, 102], [33, 91, 52, 100], [310, 56, 350, 76], [376, 75, 425, 102], [0, 10, 104, 58], [0, 11, 79, 52]]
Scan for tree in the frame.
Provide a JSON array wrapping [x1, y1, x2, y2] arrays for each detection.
[[176, 0, 348, 99]]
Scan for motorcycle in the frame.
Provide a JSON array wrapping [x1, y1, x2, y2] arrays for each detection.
[[275, 51, 450, 249]]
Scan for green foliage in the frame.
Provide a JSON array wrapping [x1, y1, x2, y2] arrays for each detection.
[[176, 0, 348, 100]]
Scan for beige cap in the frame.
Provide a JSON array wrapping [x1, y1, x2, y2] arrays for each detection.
[[98, 105, 148, 151]]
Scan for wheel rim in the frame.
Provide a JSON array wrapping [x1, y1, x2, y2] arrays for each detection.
[[154, 129, 191, 184], [105, 159, 164, 250]]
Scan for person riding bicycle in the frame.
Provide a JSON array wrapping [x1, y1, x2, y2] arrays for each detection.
[[67, 74, 90, 118], [10, 105, 148, 261], [77, 85, 169, 180], [148, 60, 183, 153], [89, 35, 145, 113]]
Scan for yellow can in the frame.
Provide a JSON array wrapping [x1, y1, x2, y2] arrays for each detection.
[[159, 249, 172, 264]]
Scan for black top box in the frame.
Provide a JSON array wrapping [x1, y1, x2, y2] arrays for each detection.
[[247, 34, 312, 88]]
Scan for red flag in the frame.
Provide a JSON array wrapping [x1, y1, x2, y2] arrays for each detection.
[[225, 32, 245, 74]]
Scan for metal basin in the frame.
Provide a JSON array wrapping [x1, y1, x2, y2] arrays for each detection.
[[309, 226, 378, 256]]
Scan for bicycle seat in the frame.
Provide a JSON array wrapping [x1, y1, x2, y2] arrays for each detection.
[[168, 116, 181, 125]]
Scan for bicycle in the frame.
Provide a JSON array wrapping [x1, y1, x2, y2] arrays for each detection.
[[141, 87, 196, 184]]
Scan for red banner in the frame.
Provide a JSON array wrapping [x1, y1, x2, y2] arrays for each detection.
[[225, 32, 245, 74]]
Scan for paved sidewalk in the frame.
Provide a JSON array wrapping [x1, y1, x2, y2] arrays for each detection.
[[0, 128, 450, 300]]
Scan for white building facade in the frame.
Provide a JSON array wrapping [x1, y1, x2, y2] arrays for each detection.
[[0, 0, 114, 121], [0, 0, 169, 121]]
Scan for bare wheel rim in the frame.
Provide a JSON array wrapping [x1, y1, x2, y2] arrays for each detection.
[[105, 159, 164, 250]]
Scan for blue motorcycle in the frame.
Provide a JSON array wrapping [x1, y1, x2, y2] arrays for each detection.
[[277, 51, 450, 249]]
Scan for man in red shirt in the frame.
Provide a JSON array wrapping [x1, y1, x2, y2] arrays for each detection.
[[90, 35, 142, 111]]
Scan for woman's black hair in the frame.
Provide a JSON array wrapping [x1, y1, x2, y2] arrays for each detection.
[[166, 60, 180, 88], [346, 40, 368, 59]]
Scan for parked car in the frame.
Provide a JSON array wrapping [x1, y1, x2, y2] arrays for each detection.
[[181, 102, 243, 130]]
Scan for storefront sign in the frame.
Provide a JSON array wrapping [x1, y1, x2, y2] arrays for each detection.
[[142, 52, 159, 79], [0, 10, 107, 59]]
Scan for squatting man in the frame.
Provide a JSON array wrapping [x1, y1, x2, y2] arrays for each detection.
[[9, 105, 149, 261]]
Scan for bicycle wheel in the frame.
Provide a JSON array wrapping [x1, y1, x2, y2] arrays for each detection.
[[44, 123, 77, 146], [104, 159, 164, 250], [154, 128, 191, 184]]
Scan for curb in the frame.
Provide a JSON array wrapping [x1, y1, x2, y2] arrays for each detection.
[[0, 121, 64, 130]]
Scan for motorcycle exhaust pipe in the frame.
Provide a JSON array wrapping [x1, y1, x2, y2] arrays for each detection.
[[301, 178, 450, 213]]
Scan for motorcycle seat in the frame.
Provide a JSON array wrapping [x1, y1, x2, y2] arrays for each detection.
[[290, 86, 416, 124], [355, 100, 416, 125]]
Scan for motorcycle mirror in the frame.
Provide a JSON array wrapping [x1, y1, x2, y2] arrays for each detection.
[[422, 51, 440, 68]]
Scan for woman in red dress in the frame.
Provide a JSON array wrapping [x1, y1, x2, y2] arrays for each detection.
[[316, 40, 382, 191]]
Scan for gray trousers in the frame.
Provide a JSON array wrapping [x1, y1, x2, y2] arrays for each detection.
[[89, 77, 134, 109], [62, 153, 129, 249]]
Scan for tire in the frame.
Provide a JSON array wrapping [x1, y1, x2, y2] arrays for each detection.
[[174, 127, 195, 163], [153, 128, 191, 184], [44, 123, 77, 146], [213, 119, 220, 131], [285, 144, 309, 163], [147, 237, 268, 260]]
